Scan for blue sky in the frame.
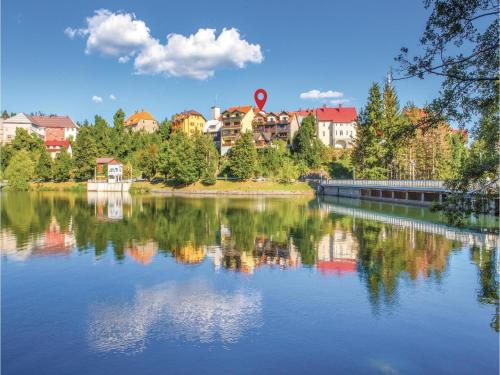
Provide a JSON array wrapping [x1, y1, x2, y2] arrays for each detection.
[[2, 0, 443, 124]]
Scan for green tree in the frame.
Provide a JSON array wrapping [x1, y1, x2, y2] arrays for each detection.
[[94, 115, 111, 156], [111, 109, 129, 159], [228, 132, 257, 180], [73, 127, 98, 181], [52, 149, 72, 182], [158, 132, 198, 184], [292, 114, 325, 169], [137, 143, 158, 180], [0, 145, 14, 176], [11, 128, 44, 153], [158, 118, 172, 142], [352, 83, 388, 179], [35, 147, 53, 181], [2, 110, 9, 119], [5, 150, 35, 190], [193, 133, 219, 185]]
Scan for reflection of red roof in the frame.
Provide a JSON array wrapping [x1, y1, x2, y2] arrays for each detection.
[[317, 260, 357, 275]]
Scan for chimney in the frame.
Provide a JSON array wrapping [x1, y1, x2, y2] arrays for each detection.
[[338, 103, 343, 109], [211, 106, 221, 120]]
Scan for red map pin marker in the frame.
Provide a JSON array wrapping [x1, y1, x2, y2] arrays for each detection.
[[254, 88, 267, 111]]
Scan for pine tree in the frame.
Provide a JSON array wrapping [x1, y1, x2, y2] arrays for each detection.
[[52, 149, 72, 182], [35, 147, 53, 181], [352, 83, 387, 179], [228, 132, 257, 180], [73, 127, 98, 181]]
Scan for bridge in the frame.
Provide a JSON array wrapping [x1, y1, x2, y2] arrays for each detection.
[[319, 179, 450, 207]]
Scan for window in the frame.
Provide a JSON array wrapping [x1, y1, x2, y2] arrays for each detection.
[[323, 131, 325, 137], [340, 130, 343, 136]]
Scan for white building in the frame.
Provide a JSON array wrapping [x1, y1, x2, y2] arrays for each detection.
[[203, 106, 222, 149], [295, 105, 358, 149]]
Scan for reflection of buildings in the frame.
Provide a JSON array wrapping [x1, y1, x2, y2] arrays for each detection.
[[217, 225, 301, 274], [32, 217, 76, 256], [316, 229, 358, 275], [1, 217, 76, 259], [126, 240, 158, 265], [172, 242, 207, 264], [88, 281, 262, 353], [87, 192, 132, 220]]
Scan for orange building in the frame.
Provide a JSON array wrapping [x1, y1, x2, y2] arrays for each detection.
[[124, 110, 159, 133]]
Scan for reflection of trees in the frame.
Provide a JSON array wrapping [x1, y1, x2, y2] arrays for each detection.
[[2, 192, 498, 331], [470, 247, 499, 332]]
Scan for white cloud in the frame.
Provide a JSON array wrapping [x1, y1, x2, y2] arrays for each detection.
[[109, 94, 116, 100], [300, 89, 344, 100], [92, 95, 103, 103], [330, 99, 349, 105], [66, 9, 263, 80]]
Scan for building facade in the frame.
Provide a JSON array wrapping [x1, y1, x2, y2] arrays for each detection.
[[203, 106, 222, 149], [45, 140, 72, 159], [252, 110, 299, 147], [172, 110, 206, 136], [0, 113, 78, 144], [295, 105, 358, 149], [220, 105, 255, 155], [124, 110, 159, 133]]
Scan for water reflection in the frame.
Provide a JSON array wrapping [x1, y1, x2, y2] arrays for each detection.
[[88, 281, 262, 353], [1, 192, 498, 332]]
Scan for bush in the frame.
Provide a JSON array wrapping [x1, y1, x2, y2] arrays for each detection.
[[5, 150, 35, 190]]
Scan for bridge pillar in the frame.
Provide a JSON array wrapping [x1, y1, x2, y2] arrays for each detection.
[[421, 192, 425, 202]]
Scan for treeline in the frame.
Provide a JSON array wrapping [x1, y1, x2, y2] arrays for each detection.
[[0, 109, 327, 190], [352, 81, 468, 180]]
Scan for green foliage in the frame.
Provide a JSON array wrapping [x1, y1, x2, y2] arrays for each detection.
[[52, 149, 72, 182], [352, 83, 388, 179], [329, 150, 353, 178], [72, 127, 98, 181], [111, 109, 129, 159], [11, 128, 44, 153], [228, 132, 257, 180], [35, 147, 53, 181], [292, 114, 325, 169], [94, 115, 112, 156], [0, 145, 14, 176], [5, 150, 35, 190], [158, 118, 172, 142], [158, 132, 198, 185], [193, 133, 219, 185], [137, 144, 158, 180]]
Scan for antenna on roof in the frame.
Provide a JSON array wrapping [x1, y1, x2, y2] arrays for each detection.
[[386, 67, 393, 87]]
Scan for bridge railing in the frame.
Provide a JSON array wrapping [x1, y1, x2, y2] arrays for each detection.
[[322, 179, 445, 189]]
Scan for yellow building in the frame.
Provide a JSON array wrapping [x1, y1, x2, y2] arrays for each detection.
[[172, 110, 206, 136], [220, 105, 255, 155], [124, 110, 159, 133]]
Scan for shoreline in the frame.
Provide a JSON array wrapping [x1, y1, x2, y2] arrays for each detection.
[[149, 188, 314, 196]]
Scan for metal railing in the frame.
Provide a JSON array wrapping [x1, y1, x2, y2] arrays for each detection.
[[321, 179, 445, 189]]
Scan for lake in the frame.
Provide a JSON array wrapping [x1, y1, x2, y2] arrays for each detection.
[[1, 192, 498, 374]]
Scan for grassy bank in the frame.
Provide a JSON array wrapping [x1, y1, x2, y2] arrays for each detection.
[[23, 180, 315, 195], [28, 181, 87, 192], [131, 180, 316, 195]]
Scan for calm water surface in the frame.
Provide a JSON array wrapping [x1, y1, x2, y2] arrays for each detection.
[[1, 192, 498, 374]]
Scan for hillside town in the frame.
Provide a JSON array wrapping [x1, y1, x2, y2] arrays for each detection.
[[0, 103, 358, 156]]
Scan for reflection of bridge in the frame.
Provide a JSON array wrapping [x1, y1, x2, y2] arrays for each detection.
[[319, 201, 498, 249]]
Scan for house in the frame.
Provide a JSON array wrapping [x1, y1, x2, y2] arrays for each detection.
[[0, 113, 78, 144], [95, 157, 123, 182], [220, 105, 255, 155], [295, 105, 358, 148], [172, 110, 206, 136], [203, 106, 223, 149], [252, 110, 299, 147], [45, 140, 72, 159], [124, 110, 158, 133], [30, 115, 78, 141]]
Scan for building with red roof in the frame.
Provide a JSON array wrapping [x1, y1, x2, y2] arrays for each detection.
[[220, 105, 256, 155], [45, 140, 72, 159], [295, 105, 358, 148]]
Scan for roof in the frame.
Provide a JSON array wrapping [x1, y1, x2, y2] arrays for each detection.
[[124, 110, 157, 126], [29, 115, 78, 129], [45, 140, 71, 148], [316, 107, 357, 122], [96, 157, 119, 164], [173, 110, 206, 124], [225, 105, 253, 114], [293, 107, 357, 123]]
